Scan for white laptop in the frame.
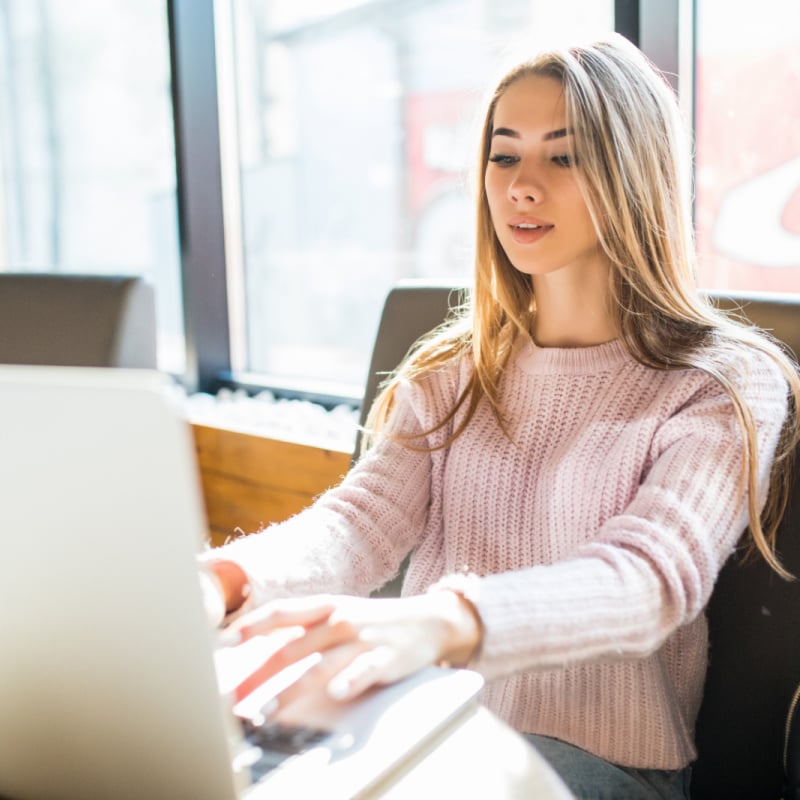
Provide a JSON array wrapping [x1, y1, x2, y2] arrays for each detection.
[[0, 366, 483, 800]]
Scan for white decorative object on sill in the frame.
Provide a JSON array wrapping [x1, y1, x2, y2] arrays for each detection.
[[184, 388, 358, 452]]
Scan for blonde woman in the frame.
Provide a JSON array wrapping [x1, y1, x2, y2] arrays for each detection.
[[202, 34, 800, 798]]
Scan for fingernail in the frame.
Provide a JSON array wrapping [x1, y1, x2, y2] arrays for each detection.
[[218, 628, 241, 648], [252, 698, 278, 726], [327, 676, 350, 700]]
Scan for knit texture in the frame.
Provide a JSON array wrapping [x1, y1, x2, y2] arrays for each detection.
[[212, 338, 788, 769]]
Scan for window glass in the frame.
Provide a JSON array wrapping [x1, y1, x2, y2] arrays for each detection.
[[225, 0, 614, 397], [0, 0, 183, 372], [695, 0, 800, 295]]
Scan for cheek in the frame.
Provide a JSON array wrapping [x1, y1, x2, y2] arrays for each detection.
[[563, 187, 598, 242], [484, 167, 502, 196], [484, 174, 506, 218], [577, 207, 600, 245]]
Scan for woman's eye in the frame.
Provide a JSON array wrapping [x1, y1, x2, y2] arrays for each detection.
[[488, 154, 518, 166], [551, 154, 576, 168]]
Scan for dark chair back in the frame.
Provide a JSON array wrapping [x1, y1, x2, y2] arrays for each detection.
[[354, 280, 467, 460], [691, 293, 800, 800], [0, 273, 157, 368]]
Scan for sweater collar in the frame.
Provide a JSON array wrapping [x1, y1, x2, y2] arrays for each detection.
[[513, 336, 632, 376]]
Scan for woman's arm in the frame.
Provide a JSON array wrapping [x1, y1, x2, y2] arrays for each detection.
[[198, 369, 458, 614], [461, 355, 789, 681]]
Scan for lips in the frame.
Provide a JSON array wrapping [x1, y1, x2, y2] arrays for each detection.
[[509, 218, 554, 244]]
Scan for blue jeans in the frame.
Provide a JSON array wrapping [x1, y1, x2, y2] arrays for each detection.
[[524, 734, 691, 800]]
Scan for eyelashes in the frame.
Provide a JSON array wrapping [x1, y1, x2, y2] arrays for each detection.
[[487, 153, 577, 168], [488, 154, 518, 166]]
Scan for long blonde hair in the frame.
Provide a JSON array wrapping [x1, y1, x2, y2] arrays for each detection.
[[366, 34, 800, 576]]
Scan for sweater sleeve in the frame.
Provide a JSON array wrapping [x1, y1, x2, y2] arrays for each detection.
[[443, 352, 790, 681], [200, 375, 444, 605]]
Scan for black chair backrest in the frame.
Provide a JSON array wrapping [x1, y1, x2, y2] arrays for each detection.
[[691, 293, 800, 800], [353, 280, 467, 460], [358, 283, 800, 794], [0, 273, 157, 368]]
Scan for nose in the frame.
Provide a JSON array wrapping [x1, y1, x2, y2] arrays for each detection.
[[508, 164, 542, 204]]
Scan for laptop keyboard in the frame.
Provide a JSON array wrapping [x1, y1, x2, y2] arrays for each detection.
[[239, 717, 331, 781]]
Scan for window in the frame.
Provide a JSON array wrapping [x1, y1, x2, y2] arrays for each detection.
[[0, 0, 183, 371], [15, 2, 780, 403], [694, 0, 800, 294], [221, 0, 614, 398]]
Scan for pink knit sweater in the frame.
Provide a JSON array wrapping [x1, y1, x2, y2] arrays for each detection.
[[214, 338, 787, 770]]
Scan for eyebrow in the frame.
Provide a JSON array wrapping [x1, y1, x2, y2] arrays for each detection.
[[492, 126, 572, 141]]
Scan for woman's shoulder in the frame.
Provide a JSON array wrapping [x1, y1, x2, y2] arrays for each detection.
[[660, 337, 791, 420], [377, 352, 474, 447], [707, 336, 788, 392], [397, 349, 474, 403]]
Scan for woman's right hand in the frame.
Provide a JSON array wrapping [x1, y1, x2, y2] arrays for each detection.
[[198, 559, 251, 627]]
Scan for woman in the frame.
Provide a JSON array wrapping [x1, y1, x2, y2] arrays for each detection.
[[202, 34, 800, 798]]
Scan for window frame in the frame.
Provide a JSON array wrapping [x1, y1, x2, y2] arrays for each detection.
[[168, 0, 232, 395]]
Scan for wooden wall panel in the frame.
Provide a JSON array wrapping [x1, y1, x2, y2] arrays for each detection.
[[192, 424, 351, 548]]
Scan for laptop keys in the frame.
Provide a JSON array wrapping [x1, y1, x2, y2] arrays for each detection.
[[239, 717, 330, 781]]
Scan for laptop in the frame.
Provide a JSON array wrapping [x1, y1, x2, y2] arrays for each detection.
[[0, 366, 483, 800]]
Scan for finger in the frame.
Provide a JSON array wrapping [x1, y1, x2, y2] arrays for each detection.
[[327, 645, 398, 701], [232, 614, 357, 702], [232, 627, 307, 701], [227, 595, 338, 646], [272, 640, 369, 714], [235, 647, 324, 707]]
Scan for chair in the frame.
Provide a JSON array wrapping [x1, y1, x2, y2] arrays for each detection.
[[358, 282, 800, 796], [0, 273, 157, 368], [691, 293, 800, 800], [353, 279, 467, 459], [357, 280, 466, 597]]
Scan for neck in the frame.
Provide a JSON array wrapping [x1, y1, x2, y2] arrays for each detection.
[[531, 262, 616, 347]]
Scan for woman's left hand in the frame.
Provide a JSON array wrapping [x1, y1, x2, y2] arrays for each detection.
[[222, 591, 481, 716]]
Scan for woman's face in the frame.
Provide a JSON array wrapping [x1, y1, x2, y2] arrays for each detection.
[[484, 75, 605, 281]]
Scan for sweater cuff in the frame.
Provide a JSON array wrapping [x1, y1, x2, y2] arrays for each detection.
[[427, 572, 485, 669]]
